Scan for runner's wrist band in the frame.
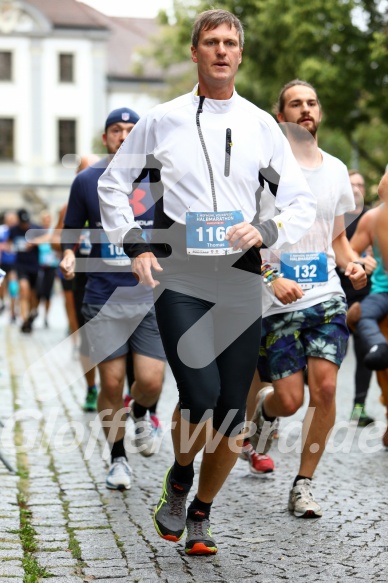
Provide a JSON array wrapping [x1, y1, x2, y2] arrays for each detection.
[[266, 275, 284, 288], [261, 262, 283, 284], [263, 271, 284, 286]]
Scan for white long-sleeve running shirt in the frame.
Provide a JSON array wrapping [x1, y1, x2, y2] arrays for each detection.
[[98, 85, 316, 260]]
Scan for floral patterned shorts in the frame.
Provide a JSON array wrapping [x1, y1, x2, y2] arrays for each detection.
[[257, 296, 349, 381]]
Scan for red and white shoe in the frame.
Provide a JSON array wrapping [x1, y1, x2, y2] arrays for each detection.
[[124, 394, 133, 417], [240, 442, 274, 474]]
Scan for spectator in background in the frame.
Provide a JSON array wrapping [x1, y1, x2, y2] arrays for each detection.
[[337, 170, 376, 426], [376, 191, 388, 269], [51, 154, 100, 411], [0, 211, 18, 322], [52, 205, 80, 347], [36, 210, 59, 328], [349, 173, 388, 370], [72, 154, 100, 411], [8, 209, 41, 333]]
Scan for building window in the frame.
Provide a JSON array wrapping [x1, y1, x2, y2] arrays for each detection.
[[59, 53, 74, 82], [0, 119, 14, 160], [58, 119, 76, 161], [0, 51, 12, 81]]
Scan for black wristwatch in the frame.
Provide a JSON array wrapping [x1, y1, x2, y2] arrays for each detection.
[[353, 261, 366, 270]]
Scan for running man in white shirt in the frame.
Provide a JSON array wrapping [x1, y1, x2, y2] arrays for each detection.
[[98, 12, 316, 554], [250, 80, 367, 518]]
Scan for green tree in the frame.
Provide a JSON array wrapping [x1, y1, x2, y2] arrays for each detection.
[[144, 0, 388, 196]]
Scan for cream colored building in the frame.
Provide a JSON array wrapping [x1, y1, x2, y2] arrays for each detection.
[[0, 0, 163, 215]]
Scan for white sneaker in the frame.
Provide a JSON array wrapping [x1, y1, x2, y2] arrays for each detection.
[[106, 457, 132, 490], [132, 411, 162, 457], [250, 386, 279, 454], [288, 479, 322, 518]]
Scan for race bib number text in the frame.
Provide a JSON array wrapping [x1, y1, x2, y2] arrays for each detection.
[[186, 210, 244, 256]]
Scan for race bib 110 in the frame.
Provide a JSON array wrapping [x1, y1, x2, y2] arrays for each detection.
[[100, 231, 131, 266]]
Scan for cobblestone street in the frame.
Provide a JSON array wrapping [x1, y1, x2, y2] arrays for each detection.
[[0, 292, 388, 582]]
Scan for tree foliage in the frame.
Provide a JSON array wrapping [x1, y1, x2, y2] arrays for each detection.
[[147, 0, 388, 196]]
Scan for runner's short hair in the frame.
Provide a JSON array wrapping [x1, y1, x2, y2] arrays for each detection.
[[191, 9, 244, 48]]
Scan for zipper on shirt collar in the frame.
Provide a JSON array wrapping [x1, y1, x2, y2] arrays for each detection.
[[196, 96, 217, 212]]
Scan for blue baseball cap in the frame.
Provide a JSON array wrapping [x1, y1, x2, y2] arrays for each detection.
[[18, 209, 30, 223], [104, 107, 140, 131]]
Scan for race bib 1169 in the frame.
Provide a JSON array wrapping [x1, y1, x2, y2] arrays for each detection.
[[186, 210, 244, 256]]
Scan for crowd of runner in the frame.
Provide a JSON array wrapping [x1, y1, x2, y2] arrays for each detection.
[[1, 7, 387, 558]]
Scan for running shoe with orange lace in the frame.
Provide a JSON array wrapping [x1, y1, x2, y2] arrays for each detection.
[[240, 442, 274, 474], [185, 512, 218, 555]]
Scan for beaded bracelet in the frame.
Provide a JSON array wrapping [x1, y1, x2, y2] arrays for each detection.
[[261, 261, 284, 286]]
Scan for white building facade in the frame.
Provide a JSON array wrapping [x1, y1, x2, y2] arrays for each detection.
[[0, 0, 163, 215]]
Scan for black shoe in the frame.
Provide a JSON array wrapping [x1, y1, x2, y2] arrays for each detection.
[[364, 344, 388, 371], [20, 320, 32, 333], [350, 404, 375, 427], [28, 310, 38, 324]]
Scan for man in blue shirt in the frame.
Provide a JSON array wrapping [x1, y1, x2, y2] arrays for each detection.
[[60, 108, 165, 491]]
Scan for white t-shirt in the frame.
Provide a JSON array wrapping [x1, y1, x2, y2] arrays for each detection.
[[261, 149, 354, 316]]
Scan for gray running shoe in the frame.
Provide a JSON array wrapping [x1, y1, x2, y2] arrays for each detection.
[[106, 457, 132, 490], [185, 513, 218, 555], [153, 467, 190, 542], [288, 478, 322, 518], [250, 386, 279, 454]]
